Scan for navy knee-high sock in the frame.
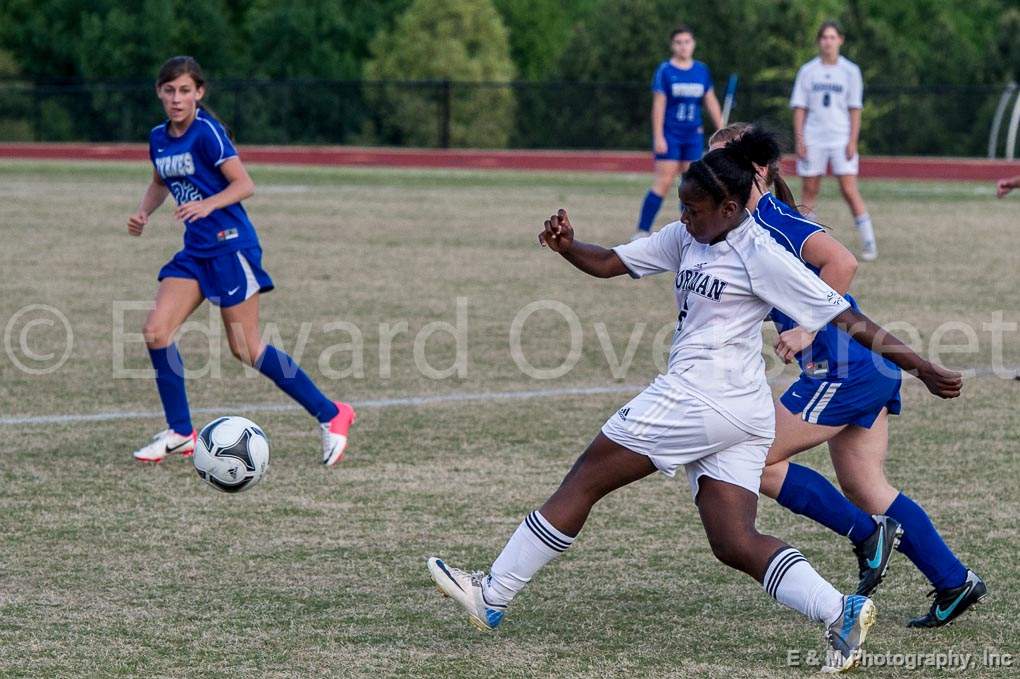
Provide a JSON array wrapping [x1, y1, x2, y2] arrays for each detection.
[[256, 345, 338, 423], [636, 190, 663, 232], [148, 344, 193, 435], [884, 492, 968, 590], [776, 463, 877, 545]]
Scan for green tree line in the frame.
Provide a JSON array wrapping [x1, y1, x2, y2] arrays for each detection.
[[0, 0, 1016, 154]]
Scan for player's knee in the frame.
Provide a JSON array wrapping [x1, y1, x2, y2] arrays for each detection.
[[707, 528, 758, 570], [142, 318, 173, 348], [759, 463, 785, 499], [228, 339, 263, 366]]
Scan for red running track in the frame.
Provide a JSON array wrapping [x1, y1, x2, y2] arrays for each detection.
[[0, 143, 1016, 181]]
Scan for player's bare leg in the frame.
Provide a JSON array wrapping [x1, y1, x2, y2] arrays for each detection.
[[143, 277, 204, 350], [759, 403, 845, 499], [696, 476, 875, 672], [800, 175, 822, 217], [537, 433, 657, 535], [836, 174, 876, 260], [429, 434, 655, 629], [827, 410, 896, 514], [223, 293, 354, 465], [635, 160, 682, 238], [829, 413, 985, 626], [134, 277, 203, 462], [220, 293, 265, 366], [759, 404, 897, 596]]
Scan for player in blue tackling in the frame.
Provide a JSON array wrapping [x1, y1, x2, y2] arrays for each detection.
[[709, 123, 987, 628], [127, 56, 355, 465], [633, 25, 723, 240]]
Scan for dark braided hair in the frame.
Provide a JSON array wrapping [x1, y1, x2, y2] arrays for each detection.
[[682, 127, 782, 207]]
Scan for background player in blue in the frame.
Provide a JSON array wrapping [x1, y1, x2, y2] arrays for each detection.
[[633, 25, 722, 239], [127, 56, 355, 466], [710, 124, 986, 628]]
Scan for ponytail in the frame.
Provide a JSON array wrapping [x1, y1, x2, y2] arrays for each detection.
[[771, 173, 797, 206], [198, 104, 235, 141]]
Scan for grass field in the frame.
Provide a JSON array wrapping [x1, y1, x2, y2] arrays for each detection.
[[1, 160, 1018, 678]]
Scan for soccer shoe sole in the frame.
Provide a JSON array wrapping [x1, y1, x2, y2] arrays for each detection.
[[427, 558, 494, 633], [822, 599, 876, 674]]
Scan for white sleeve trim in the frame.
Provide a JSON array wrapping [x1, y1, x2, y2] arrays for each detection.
[[199, 116, 227, 164]]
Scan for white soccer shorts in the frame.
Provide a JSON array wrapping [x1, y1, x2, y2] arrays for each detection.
[[796, 143, 859, 177], [601, 376, 772, 500]]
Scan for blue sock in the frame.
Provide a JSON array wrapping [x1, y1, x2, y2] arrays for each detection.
[[256, 345, 338, 423], [884, 492, 967, 591], [776, 463, 877, 545], [636, 190, 663, 232], [148, 344, 193, 435]]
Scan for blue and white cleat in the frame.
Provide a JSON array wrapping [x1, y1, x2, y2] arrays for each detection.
[[426, 557, 506, 631], [822, 595, 876, 673]]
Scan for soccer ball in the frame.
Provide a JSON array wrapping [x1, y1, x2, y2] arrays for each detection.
[[193, 416, 270, 493]]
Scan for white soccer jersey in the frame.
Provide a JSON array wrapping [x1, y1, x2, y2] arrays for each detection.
[[612, 216, 850, 437], [790, 56, 863, 146]]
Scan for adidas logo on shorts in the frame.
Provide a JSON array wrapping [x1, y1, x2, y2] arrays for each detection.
[[618, 407, 630, 421]]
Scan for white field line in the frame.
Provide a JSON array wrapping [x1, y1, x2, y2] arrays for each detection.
[[2, 365, 1014, 428], [0, 383, 645, 427]]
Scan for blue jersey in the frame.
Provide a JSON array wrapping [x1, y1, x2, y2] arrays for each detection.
[[752, 193, 898, 382], [149, 108, 259, 256], [651, 60, 713, 138]]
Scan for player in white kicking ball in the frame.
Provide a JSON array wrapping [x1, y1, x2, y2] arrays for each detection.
[[426, 130, 961, 672]]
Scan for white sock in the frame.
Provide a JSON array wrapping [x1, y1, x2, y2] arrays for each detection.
[[763, 547, 844, 624], [483, 510, 575, 607], [854, 213, 876, 247]]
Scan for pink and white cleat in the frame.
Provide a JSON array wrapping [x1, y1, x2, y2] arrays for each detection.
[[321, 401, 356, 466], [133, 429, 197, 463]]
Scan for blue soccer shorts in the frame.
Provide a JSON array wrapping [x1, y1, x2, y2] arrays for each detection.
[[158, 247, 274, 308]]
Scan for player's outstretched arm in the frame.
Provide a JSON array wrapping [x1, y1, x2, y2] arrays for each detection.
[[995, 174, 1020, 199], [832, 308, 962, 399], [538, 209, 629, 278], [128, 169, 170, 236]]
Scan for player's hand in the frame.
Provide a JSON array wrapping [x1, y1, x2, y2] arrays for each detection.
[[539, 208, 574, 253], [653, 136, 668, 155], [795, 140, 807, 160], [773, 327, 816, 364], [996, 178, 1015, 199], [845, 141, 857, 161], [175, 199, 214, 223], [916, 361, 962, 399], [127, 210, 148, 236]]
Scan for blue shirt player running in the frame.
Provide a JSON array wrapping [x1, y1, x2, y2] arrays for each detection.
[[633, 25, 722, 240], [709, 123, 986, 630], [128, 56, 355, 467]]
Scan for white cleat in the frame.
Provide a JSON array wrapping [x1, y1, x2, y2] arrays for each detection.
[[860, 241, 878, 262], [822, 595, 877, 673], [426, 557, 506, 631], [630, 229, 652, 241], [132, 428, 196, 463]]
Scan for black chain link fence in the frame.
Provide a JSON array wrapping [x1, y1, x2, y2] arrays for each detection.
[[0, 78, 1007, 157]]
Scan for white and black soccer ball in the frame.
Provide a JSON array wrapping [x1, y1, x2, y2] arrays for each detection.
[[193, 416, 270, 493]]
